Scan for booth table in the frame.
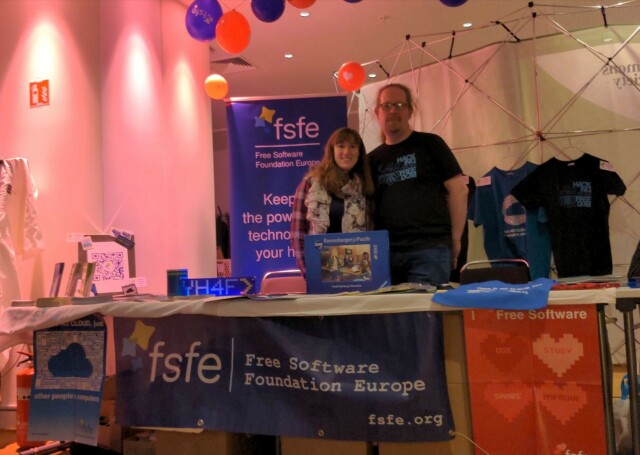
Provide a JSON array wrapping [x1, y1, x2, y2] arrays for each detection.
[[0, 287, 637, 455]]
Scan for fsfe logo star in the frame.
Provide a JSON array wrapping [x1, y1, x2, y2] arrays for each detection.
[[129, 320, 156, 350], [259, 106, 276, 123]]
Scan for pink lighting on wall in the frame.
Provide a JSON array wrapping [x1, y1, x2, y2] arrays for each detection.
[[0, 0, 217, 297], [121, 31, 160, 131], [171, 59, 200, 137], [27, 19, 59, 79]]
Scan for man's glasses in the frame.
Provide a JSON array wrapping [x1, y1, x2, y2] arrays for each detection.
[[378, 102, 409, 111]]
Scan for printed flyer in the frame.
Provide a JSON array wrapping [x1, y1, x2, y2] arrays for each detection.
[[464, 305, 606, 454], [29, 314, 106, 445]]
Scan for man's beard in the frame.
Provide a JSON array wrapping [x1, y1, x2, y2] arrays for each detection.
[[385, 117, 403, 133]]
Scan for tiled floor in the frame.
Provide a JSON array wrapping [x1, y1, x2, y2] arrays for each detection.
[[0, 431, 17, 454]]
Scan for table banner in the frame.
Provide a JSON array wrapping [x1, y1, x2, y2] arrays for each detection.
[[114, 312, 454, 442], [29, 314, 106, 445], [463, 305, 606, 454]]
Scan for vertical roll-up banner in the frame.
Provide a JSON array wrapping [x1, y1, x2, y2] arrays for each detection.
[[227, 95, 347, 291]]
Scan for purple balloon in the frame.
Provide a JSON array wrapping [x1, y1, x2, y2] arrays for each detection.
[[251, 0, 286, 23], [344, 0, 363, 2], [185, 0, 223, 42], [439, 0, 468, 6]]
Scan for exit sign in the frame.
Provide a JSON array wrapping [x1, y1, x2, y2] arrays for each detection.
[[29, 80, 49, 107]]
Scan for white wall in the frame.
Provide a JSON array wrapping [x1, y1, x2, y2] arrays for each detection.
[[0, 0, 217, 300]]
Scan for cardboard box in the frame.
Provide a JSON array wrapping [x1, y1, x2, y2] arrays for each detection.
[[280, 437, 373, 455], [98, 399, 123, 452], [123, 434, 155, 455], [378, 383, 473, 455], [155, 430, 248, 455], [443, 312, 469, 385]]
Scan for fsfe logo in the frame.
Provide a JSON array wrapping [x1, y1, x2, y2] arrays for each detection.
[[254, 105, 320, 140], [120, 320, 223, 384]]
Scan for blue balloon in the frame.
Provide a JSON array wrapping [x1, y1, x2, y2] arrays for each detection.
[[439, 0, 468, 6], [251, 0, 286, 23], [185, 0, 223, 42]]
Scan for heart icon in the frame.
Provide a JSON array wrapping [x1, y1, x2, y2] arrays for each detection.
[[532, 333, 584, 378], [538, 383, 587, 425], [483, 382, 533, 422], [480, 333, 528, 375], [343, 72, 353, 81]]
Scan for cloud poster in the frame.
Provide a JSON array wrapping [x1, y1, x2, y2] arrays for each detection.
[[29, 314, 106, 445]]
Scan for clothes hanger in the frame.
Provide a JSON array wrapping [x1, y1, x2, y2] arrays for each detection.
[[495, 143, 532, 172], [559, 136, 586, 161]]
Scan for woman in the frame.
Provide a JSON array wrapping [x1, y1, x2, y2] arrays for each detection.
[[290, 127, 375, 275]]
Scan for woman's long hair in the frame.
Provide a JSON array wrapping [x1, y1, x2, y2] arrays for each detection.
[[308, 127, 374, 196]]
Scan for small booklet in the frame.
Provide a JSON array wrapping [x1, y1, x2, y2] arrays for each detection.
[[64, 263, 83, 297], [48, 262, 65, 297], [70, 295, 113, 305], [36, 297, 71, 307], [79, 262, 97, 297], [64, 262, 97, 297]]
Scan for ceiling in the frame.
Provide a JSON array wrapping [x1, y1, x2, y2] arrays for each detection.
[[195, 0, 639, 99]]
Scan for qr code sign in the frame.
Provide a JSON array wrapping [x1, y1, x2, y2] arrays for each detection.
[[90, 251, 125, 282]]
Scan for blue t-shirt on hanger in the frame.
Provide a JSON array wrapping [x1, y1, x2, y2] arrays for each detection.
[[473, 162, 552, 279]]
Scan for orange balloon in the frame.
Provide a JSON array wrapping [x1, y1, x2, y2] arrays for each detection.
[[204, 73, 228, 99], [337, 61, 365, 92], [287, 0, 317, 8], [216, 10, 251, 54]]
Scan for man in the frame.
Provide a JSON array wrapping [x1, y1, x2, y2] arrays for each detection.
[[369, 83, 468, 285]]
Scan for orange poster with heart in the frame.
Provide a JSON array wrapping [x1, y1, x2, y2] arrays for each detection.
[[463, 305, 606, 455]]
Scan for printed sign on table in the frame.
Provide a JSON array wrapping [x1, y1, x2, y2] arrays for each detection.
[[29, 314, 106, 445], [464, 305, 606, 455], [114, 312, 453, 442]]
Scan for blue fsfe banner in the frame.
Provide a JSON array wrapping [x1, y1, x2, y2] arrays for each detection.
[[227, 95, 347, 291], [114, 312, 454, 442]]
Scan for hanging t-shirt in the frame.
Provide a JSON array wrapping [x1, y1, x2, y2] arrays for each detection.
[[0, 158, 44, 308], [473, 162, 551, 279], [511, 153, 626, 278]]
